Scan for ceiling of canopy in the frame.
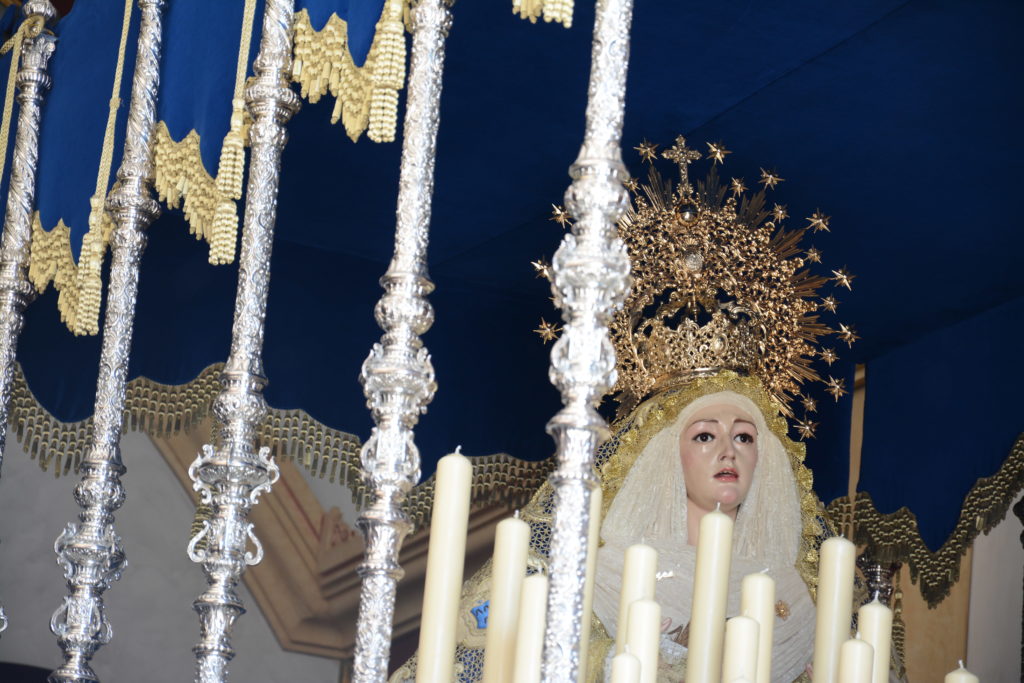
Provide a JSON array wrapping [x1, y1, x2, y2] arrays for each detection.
[[6, 0, 1023, 567]]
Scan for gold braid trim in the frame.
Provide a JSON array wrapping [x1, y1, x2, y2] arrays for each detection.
[[512, 0, 573, 28], [8, 362, 551, 530], [291, 2, 407, 143], [827, 433, 1024, 607]]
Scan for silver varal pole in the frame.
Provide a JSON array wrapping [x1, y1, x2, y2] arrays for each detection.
[[186, 0, 299, 681], [0, 0, 56, 468], [49, 1, 165, 681], [540, 0, 634, 679], [351, 0, 451, 680], [0, 0, 56, 639]]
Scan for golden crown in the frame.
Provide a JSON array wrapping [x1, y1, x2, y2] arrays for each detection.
[[535, 136, 857, 438]]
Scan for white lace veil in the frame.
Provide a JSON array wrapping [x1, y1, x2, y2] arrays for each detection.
[[600, 390, 802, 569]]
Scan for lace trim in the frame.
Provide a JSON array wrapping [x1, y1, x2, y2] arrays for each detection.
[[8, 363, 550, 530], [827, 433, 1024, 607]]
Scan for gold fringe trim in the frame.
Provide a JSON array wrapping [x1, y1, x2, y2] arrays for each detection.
[[28, 209, 115, 336], [9, 363, 551, 531], [291, 2, 407, 143], [152, 121, 242, 265], [828, 433, 1024, 607], [512, 0, 573, 28]]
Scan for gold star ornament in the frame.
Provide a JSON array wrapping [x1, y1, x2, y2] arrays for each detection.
[[706, 141, 731, 164], [805, 247, 822, 264], [550, 204, 571, 228], [795, 418, 818, 440], [624, 177, 639, 192], [772, 204, 789, 221], [534, 318, 561, 343], [820, 348, 838, 365], [820, 295, 838, 312], [531, 258, 551, 280], [831, 267, 855, 290], [837, 323, 859, 347], [759, 168, 784, 189], [730, 178, 747, 195], [635, 139, 659, 162], [807, 210, 831, 233], [801, 395, 818, 413], [825, 376, 847, 401]]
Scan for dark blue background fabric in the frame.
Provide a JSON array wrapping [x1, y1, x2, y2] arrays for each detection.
[[5, 1, 1023, 553]]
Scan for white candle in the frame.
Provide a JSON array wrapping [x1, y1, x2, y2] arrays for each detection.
[[615, 543, 657, 655], [625, 599, 661, 683], [812, 537, 855, 683], [578, 486, 603, 683], [740, 572, 775, 683], [416, 450, 473, 683], [944, 661, 979, 683], [722, 615, 760, 683], [838, 635, 873, 683], [857, 598, 892, 683], [482, 513, 530, 683], [610, 651, 641, 683], [512, 574, 548, 683], [685, 505, 733, 683]]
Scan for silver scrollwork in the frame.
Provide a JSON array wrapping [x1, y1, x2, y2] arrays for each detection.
[[0, 0, 56, 469], [350, 1, 452, 681], [540, 0, 634, 680], [48, 1, 165, 681], [186, 1, 298, 681], [0, 0, 56, 639]]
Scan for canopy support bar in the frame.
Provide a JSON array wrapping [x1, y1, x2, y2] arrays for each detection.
[[0, 0, 56, 640], [540, 0, 634, 679], [351, 0, 452, 680], [185, 0, 300, 681], [48, 1, 165, 681]]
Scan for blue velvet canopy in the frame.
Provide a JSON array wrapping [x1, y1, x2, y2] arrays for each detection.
[[2, 0, 1021, 603]]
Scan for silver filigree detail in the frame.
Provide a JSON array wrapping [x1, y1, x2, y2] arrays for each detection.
[[0, 1, 56, 640], [0, 0, 56, 466], [539, 0, 634, 680], [47, 1, 164, 680], [350, 1, 451, 681], [187, 1, 299, 681]]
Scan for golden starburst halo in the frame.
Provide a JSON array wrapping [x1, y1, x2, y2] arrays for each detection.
[[604, 137, 856, 421]]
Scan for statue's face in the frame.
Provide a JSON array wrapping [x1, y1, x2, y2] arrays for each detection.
[[679, 402, 758, 516]]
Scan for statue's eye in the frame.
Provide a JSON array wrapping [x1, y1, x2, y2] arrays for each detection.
[[695, 432, 714, 443], [735, 433, 754, 444]]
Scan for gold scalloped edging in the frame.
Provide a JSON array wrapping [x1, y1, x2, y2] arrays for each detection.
[[27, 208, 115, 336], [9, 362, 552, 530], [152, 121, 242, 266], [512, 0, 573, 28], [828, 433, 1024, 607], [291, 2, 406, 143]]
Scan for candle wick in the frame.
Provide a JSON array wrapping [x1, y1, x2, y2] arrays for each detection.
[[855, 631, 861, 639], [958, 660, 964, 669], [761, 567, 769, 574], [513, 509, 521, 520], [715, 501, 721, 512], [454, 444, 463, 455]]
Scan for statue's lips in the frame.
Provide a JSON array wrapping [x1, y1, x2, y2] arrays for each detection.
[[714, 468, 738, 481]]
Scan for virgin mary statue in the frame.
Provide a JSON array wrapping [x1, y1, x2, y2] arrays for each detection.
[[394, 137, 862, 682]]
